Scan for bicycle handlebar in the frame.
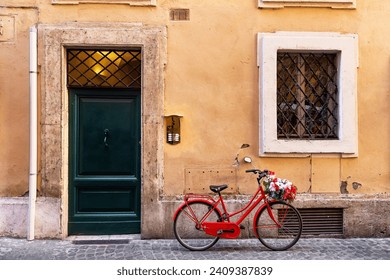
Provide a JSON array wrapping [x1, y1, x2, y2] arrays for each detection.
[[245, 169, 259, 173], [245, 169, 269, 179]]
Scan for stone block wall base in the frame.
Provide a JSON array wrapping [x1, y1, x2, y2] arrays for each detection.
[[1, 194, 388, 239], [0, 197, 61, 238]]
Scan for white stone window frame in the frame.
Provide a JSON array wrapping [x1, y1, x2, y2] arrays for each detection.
[[52, 0, 156, 6], [257, 32, 358, 157], [258, 0, 356, 9]]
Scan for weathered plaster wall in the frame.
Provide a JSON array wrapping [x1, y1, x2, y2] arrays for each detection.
[[0, 7, 38, 196], [1, 0, 388, 197], [162, 0, 390, 196]]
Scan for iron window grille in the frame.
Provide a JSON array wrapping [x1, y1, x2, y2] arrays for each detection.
[[67, 49, 141, 89], [277, 52, 339, 140]]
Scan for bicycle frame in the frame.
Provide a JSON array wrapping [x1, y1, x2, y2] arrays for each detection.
[[173, 145, 302, 251], [173, 185, 281, 239]]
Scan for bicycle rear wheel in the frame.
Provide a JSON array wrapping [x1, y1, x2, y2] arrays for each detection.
[[174, 201, 221, 251], [255, 201, 302, 251]]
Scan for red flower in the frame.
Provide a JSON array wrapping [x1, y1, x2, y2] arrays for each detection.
[[283, 186, 297, 201], [291, 185, 297, 194], [283, 189, 290, 200]]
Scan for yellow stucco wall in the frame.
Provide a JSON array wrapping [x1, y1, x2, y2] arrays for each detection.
[[0, 7, 38, 196], [0, 0, 389, 197]]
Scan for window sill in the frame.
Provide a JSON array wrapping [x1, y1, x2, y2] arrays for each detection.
[[258, 0, 356, 9], [259, 139, 358, 158], [52, 0, 157, 6]]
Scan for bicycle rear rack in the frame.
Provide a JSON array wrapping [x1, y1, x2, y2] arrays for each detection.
[[184, 193, 217, 203]]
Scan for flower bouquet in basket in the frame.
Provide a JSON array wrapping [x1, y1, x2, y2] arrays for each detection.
[[263, 171, 297, 202]]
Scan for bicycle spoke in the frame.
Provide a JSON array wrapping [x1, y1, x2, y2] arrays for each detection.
[[181, 207, 199, 225], [255, 201, 302, 250], [174, 201, 221, 251]]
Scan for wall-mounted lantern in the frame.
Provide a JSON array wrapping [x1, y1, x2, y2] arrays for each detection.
[[165, 115, 182, 145]]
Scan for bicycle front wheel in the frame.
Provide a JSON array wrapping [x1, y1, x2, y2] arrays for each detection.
[[174, 201, 221, 251], [255, 201, 302, 251]]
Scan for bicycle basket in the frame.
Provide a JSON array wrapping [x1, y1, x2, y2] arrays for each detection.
[[263, 171, 297, 202]]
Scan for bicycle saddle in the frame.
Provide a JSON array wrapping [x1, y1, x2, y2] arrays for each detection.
[[209, 184, 228, 193]]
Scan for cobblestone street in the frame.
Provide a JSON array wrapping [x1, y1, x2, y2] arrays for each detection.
[[0, 236, 388, 260]]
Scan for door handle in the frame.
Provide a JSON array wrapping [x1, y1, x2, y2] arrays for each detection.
[[104, 129, 109, 148]]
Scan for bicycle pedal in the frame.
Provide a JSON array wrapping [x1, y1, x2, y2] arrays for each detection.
[[239, 224, 245, 230]]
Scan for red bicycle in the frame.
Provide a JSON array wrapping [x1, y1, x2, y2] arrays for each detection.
[[173, 145, 302, 251]]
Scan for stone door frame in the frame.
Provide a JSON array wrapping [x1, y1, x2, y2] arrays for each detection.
[[38, 22, 166, 238]]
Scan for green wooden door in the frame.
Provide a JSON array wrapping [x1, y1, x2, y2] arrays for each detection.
[[68, 88, 141, 235]]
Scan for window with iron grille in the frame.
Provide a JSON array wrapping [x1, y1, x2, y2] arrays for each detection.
[[67, 49, 141, 89], [277, 52, 339, 140], [257, 32, 358, 156]]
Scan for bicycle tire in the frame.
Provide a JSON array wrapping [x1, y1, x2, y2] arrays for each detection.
[[174, 201, 221, 251], [255, 201, 302, 251]]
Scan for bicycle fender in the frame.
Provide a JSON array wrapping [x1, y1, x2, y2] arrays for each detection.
[[173, 202, 188, 221], [172, 199, 221, 221]]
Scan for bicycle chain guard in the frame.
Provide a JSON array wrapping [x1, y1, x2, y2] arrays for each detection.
[[202, 222, 241, 239]]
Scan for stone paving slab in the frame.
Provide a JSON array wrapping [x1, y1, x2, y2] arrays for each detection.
[[0, 237, 389, 260]]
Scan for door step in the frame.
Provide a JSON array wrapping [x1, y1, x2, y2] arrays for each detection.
[[67, 234, 141, 244], [72, 239, 129, 245]]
